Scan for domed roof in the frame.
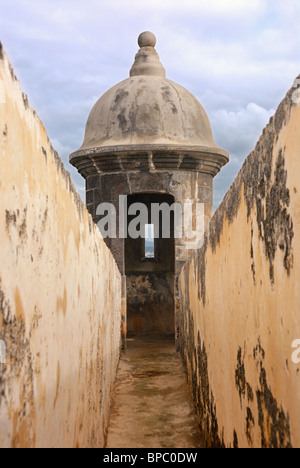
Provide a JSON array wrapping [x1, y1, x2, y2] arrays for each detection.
[[80, 76, 218, 149], [70, 32, 229, 176]]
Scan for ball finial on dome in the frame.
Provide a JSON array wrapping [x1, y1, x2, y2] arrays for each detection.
[[138, 31, 156, 48]]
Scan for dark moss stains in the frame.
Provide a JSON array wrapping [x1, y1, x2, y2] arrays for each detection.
[[269, 150, 293, 279], [247, 383, 254, 403], [235, 347, 246, 403], [113, 89, 129, 108], [0, 281, 10, 402], [274, 98, 289, 137], [8, 63, 17, 82], [235, 347, 254, 405], [117, 109, 128, 132], [0, 310, 36, 447], [0, 279, 11, 320], [257, 365, 292, 448], [244, 128, 294, 284], [0, 279, 34, 432], [253, 339, 265, 362], [41, 208, 48, 232], [194, 332, 224, 448], [22, 93, 29, 110], [19, 209, 27, 241], [41, 146, 47, 161], [250, 226, 256, 284], [233, 430, 239, 449], [194, 240, 207, 305], [254, 148, 294, 282], [161, 86, 178, 114], [5, 208, 27, 242], [246, 407, 255, 446], [235, 341, 292, 448], [112, 90, 129, 129], [179, 292, 224, 447], [0, 41, 3, 60], [5, 210, 17, 230]]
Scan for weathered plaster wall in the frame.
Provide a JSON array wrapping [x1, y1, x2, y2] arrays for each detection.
[[0, 44, 122, 448], [179, 79, 300, 448]]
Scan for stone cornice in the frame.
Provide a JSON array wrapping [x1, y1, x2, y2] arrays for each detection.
[[70, 144, 229, 178]]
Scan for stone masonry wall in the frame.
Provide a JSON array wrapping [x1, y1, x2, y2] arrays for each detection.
[[179, 78, 300, 448], [0, 44, 122, 448]]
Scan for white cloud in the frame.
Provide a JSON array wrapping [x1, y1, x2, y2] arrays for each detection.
[[104, 0, 266, 16], [212, 102, 275, 158], [0, 0, 299, 210], [212, 102, 275, 209]]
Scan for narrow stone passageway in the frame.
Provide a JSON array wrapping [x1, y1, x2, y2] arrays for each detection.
[[106, 335, 204, 449]]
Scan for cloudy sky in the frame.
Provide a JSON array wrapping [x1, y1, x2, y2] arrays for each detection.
[[1, 0, 300, 209]]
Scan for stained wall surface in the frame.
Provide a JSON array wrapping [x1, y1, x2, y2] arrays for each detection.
[[0, 44, 122, 448], [179, 79, 300, 448]]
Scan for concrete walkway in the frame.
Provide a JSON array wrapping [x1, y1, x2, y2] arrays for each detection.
[[106, 335, 203, 449]]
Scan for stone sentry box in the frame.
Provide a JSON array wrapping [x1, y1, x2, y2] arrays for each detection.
[[70, 32, 229, 345]]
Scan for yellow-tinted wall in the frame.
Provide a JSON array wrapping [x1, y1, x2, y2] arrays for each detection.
[[0, 44, 122, 448], [179, 79, 300, 448]]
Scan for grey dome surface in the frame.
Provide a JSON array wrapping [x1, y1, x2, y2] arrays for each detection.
[[80, 76, 219, 150], [70, 32, 229, 174]]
